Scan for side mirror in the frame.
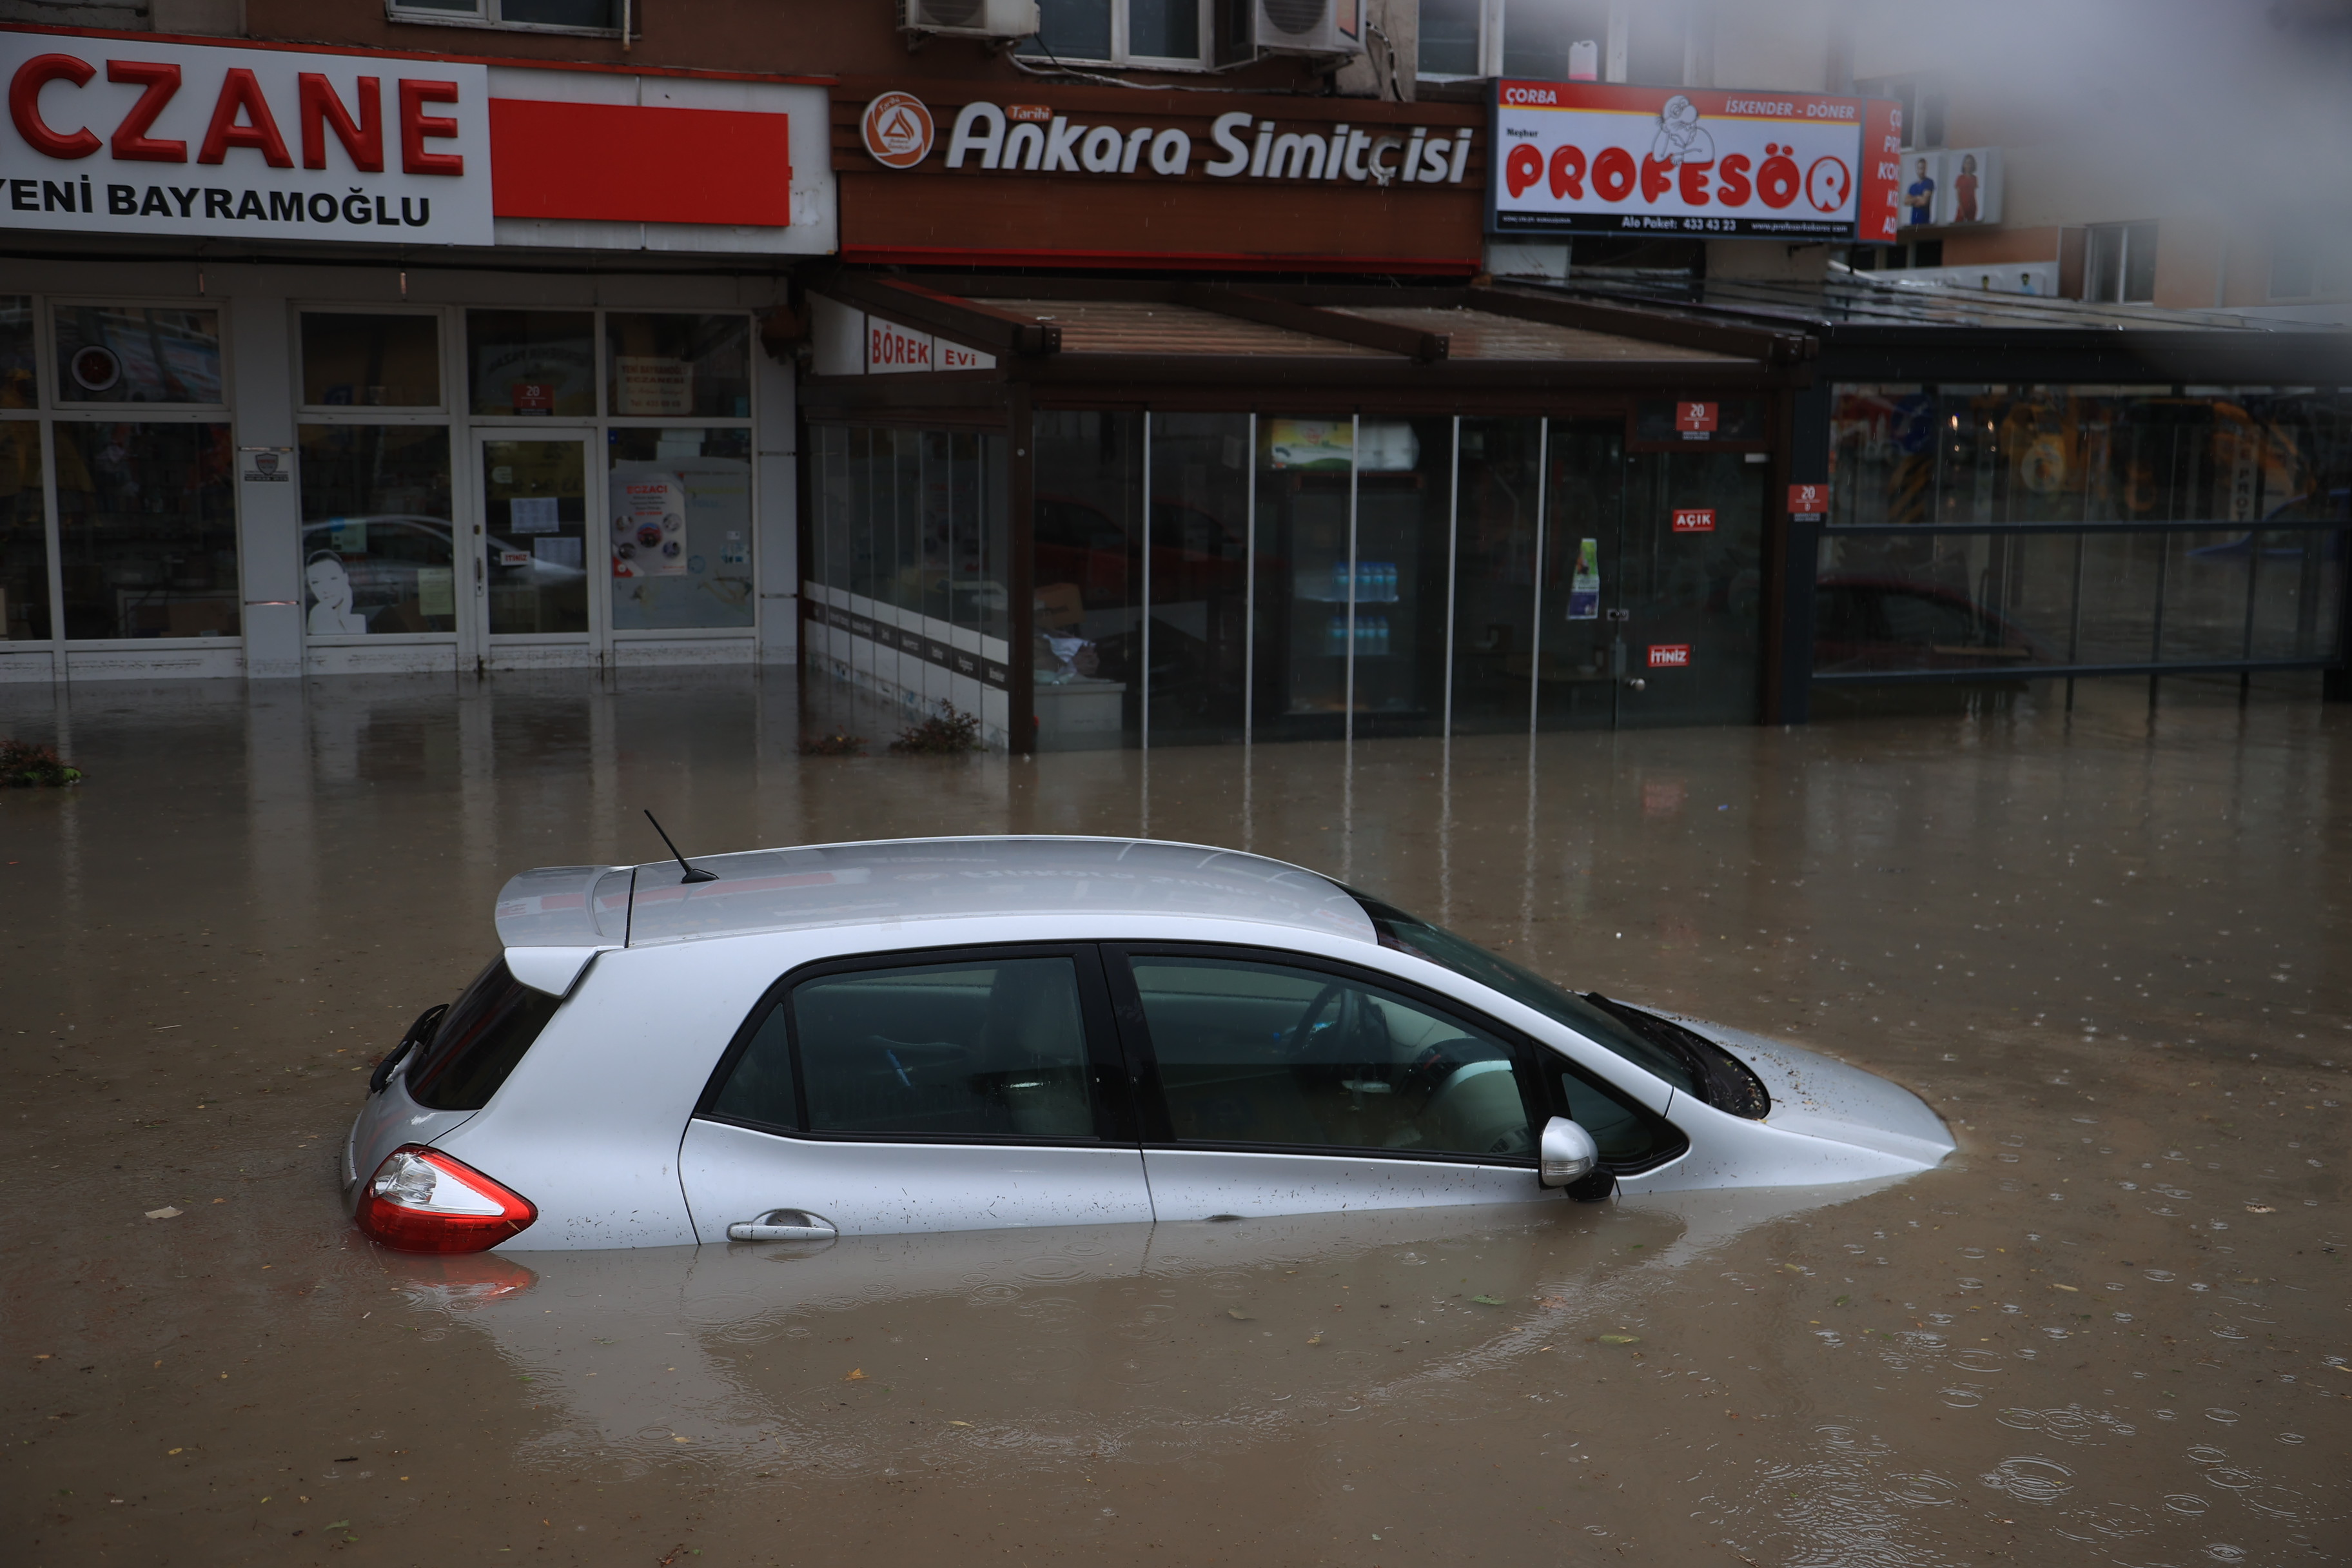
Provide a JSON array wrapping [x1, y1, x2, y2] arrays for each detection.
[[1540, 1116, 1600, 1188]]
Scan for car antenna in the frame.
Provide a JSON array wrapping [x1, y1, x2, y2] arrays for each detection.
[[644, 810, 719, 884]]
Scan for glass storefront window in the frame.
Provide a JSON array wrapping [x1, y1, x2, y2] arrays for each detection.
[[482, 438, 589, 634], [1821, 384, 2352, 677], [301, 313, 443, 409], [1144, 413, 1250, 743], [1, 423, 46, 640], [297, 425, 457, 634], [53, 306, 223, 405], [603, 313, 750, 420], [53, 422, 237, 639], [1255, 415, 1354, 725], [1534, 420, 1625, 730], [467, 310, 596, 418], [1034, 412, 1143, 728], [1447, 417, 1542, 734], [607, 427, 754, 630], [1, 298, 34, 410]]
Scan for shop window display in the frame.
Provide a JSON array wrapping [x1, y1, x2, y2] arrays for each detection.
[[52, 422, 238, 639], [481, 438, 589, 634], [54, 306, 223, 406], [301, 314, 444, 409], [1821, 384, 2351, 676], [297, 425, 458, 634], [0, 423, 46, 640], [1447, 418, 1543, 734], [1142, 413, 1251, 743], [604, 315, 750, 420], [607, 427, 754, 630], [467, 311, 596, 418], [1, 298, 33, 411]]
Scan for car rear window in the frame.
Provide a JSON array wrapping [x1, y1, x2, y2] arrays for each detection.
[[406, 957, 562, 1112]]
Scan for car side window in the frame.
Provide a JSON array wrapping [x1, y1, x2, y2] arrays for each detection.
[[1556, 1066, 1682, 1168], [1126, 955, 1538, 1161], [706, 955, 1100, 1141]]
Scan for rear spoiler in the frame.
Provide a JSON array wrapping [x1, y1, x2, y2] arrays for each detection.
[[493, 865, 634, 995]]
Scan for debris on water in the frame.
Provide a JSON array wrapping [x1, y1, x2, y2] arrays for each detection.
[[2245, 1204, 2275, 1214], [843, 1368, 867, 1382], [1834, 1295, 1852, 1306], [1226, 1309, 1254, 1322], [144, 1206, 181, 1220], [1471, 1295, 1506, 1306], [1599, 1335, 1640, 1346], [1306, 1334, 1324, 1346]]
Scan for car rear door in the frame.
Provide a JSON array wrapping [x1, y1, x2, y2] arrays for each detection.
[[1104, 944, 1569, 1222], [676, 944, 1152, 1242]]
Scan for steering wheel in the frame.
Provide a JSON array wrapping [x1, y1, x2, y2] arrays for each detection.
[[1285, 983, 1361, 1063]]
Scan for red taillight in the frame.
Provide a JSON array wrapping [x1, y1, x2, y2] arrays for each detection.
[[355, 1144, 536, 1254]]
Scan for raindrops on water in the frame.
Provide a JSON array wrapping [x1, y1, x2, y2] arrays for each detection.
[[1886, 1471, 1961, 1506], [2164, 1494, 2210, 1516], [2202, 1408, 2240, 1425], [1981, 1456, 2075, 1504]]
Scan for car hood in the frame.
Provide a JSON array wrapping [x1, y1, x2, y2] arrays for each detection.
[[1668, 1014, 1956, 1170]]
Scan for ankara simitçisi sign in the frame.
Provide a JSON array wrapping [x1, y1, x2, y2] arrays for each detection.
[[3, 32, 493, 245], [1489, 80, 1901, 240]]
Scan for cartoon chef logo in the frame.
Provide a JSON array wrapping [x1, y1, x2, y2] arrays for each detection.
[[1651, 94, 1716, 167]]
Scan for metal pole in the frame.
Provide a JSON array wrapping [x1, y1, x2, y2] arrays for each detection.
[[1443, 413, 1460, 740], [1139, 411, 1151, 754], [1346, 413, 1359, 745], [2148, 528, 2170, 713], [1528, 418, 1549, 740], [2064, 530, 2086, 713], [1244, 412, 1257, 745]]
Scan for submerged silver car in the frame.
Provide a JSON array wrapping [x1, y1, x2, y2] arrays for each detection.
[[346, 836, 1953, 1253]]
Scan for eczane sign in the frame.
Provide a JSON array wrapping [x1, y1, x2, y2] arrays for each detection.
[[1488, 80, 1899, 241], [3, 33, 493, 245]]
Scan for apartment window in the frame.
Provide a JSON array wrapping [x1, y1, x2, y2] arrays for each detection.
[[1421, 0, 1651, 83], [386, 0, 621, 35], [2268, 217, 2352, 302], [2086, 222, 2159, 304], [1856, 75, 1946, 150], [1021, 0, 1212, 66]]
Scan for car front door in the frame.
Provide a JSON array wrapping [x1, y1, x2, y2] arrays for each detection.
[[1108, 945, 1585, 1222], [676, 945, 1152, 1242]]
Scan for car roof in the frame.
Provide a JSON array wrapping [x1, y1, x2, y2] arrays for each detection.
[[493, 836, 1376, 952]]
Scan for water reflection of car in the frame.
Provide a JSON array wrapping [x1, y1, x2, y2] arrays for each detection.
[[1814, 573, 2054, 674], [299, 514, 585, 631], [344, 836, 1950, 1254]]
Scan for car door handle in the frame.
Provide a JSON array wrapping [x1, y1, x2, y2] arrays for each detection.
[[725, 1208, 838, 1243]]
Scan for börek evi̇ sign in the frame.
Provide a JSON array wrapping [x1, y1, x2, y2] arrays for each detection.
[[863, 91, 1476, 188], [2, 32, 492, 244], [1488, 80, 1900, 240]]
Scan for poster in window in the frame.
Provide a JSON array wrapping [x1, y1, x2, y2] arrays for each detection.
[[1565, 538, 1601, 620], [611, 473, 689, 576], [613, 356, 694, 416]]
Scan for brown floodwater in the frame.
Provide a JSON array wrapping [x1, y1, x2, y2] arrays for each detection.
[[4, 671, 2347, 1567]]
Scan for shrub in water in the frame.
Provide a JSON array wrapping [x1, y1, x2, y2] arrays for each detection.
[[1, 738, 83, 787], [889, 705, 983, 755]]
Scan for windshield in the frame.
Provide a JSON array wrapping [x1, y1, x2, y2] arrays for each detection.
[[1348, 893, 1700, 1097]]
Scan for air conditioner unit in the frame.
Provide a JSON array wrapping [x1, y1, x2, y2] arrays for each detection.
[[898, 0, 1039, 40], [1253, 0, 1365, 58]]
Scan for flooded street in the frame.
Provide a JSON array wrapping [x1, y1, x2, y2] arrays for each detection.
[[4, 672, 2347, 1567]]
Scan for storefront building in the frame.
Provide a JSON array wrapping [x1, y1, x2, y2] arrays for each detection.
[[0, 24, 831, 684]]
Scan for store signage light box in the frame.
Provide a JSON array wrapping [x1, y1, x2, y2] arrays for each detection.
[[1, 32, 493, 244], [1488, 80, 1903, 242]]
